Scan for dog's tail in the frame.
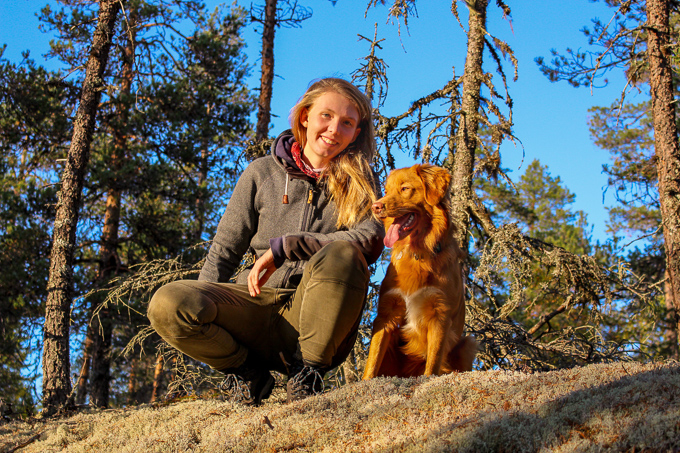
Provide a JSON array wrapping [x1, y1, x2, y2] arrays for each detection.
[[447, 336, 478, 372]]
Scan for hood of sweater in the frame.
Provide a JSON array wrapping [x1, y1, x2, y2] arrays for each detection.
[[271, 129, 316, 183]]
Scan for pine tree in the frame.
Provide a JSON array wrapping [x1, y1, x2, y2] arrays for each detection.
[[645, 0, 680, 351], [481, 160, 592, 255], [589, 98, 678, 358], [537, 0, 680, 359], [478, 159, 599, 360], [0, 49, 77, 415], [250, 0, 311, 142], [37, 0, 253, 407], [42, 0, 121, 415]]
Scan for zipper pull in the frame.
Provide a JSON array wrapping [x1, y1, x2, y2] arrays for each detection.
[[283, 177, 289, 204], [307, 188, 313, 204]]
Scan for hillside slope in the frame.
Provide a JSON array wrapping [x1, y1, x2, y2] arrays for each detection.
[[2, 361, 679, 452]]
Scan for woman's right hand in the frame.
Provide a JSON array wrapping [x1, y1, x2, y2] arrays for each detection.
[[247, 249, 277, 297]]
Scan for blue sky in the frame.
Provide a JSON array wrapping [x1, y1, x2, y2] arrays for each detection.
[[1, 0, 639, 244]]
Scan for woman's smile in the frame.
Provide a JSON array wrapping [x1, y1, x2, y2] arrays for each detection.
[[300, 91, 361, 169]]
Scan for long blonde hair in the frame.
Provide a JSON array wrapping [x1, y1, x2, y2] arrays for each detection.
[[290, 78, 377, 228]]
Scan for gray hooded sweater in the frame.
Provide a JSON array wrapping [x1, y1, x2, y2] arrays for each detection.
[[198, 130, 385, 289]]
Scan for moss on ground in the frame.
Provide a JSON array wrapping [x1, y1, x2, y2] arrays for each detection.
[[1, 361, 678, 452]]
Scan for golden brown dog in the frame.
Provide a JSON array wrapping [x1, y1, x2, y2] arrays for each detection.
[[362, 164, 477, 379]]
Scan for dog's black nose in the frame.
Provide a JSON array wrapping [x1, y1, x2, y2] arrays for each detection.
[[372, 201, 384, 214]]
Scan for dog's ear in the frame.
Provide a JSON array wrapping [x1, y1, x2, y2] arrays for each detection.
[[417, 164, 451, 205]]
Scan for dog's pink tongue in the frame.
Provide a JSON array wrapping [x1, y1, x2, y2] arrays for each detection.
[[384, 215, 408, 248]]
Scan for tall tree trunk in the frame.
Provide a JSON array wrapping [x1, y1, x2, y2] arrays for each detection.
[[664, 270, 679, 359], [646, 0, 680, 357], [88, 188, 120, 407], [89, 11, 136, 408], [127, 357, 136, 405], [449, 0, 487, 250], [75, 330, 94, 405], [88, 185, 121, 408], [150, 354, 164, 403], [194, 137, 209, 244], [42, 0, 121, 415], [255, 0, 277, 142]]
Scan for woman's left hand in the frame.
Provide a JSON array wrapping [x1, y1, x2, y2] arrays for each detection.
[[248, 248, 277, 297]]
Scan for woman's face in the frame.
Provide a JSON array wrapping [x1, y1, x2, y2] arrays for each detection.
[[300, 91, 361, 169]]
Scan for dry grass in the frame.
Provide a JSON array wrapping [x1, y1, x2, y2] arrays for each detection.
[[2, 360, 679, 452]]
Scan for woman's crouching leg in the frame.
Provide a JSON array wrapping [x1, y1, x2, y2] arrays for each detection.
[[286, 241, 370, 369], [147, 280, 247, 371]]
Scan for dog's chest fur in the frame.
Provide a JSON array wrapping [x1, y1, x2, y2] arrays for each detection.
[[383, 286, 446, 330]]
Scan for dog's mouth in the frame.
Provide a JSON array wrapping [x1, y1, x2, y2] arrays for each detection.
[[384, 212, 418, 248]]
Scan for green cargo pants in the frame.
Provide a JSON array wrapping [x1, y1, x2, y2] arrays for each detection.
[[147, 241, 369, 374]]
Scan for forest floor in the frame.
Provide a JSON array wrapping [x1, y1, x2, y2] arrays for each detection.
[[1, 360, 679, 452]]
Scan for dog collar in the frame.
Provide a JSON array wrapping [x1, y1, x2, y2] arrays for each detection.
[[394, 242, 442, 261]]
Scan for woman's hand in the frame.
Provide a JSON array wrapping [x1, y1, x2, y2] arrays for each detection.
[[248, 248, 277, 297]]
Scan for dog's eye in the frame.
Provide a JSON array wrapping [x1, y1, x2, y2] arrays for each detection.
[[401, 186, 410, 193]]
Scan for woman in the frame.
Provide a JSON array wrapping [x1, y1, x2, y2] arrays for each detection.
[[148, 78, 384, 406]]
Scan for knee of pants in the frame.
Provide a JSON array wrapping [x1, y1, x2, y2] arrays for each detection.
[[147, 280, 217, 338], [312, 241, 369, 285]]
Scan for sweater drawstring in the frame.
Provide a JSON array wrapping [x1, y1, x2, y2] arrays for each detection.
[[283, 177, 289, 204]]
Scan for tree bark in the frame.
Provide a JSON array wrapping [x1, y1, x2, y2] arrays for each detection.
[[88, 189, 119, 407], [127, 357, 136, 405], [255, 0, 277, 142], [150, 354, 164, 403], [42, 0, 121, 415], [646, 0, 680, 357], [194, 137, 209, 244], [89, 11, 136, 408], [74, 330, 94, 405], [449, 0, 488, 250], [664, 269, 679, 359]]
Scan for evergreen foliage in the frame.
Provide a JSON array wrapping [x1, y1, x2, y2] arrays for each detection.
[[538, 0, 679, 360], [0, 48, 77, 416], [2, 0, 253, 413]]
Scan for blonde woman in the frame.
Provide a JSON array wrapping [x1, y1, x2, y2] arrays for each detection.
[[148, 78, 384, 405]]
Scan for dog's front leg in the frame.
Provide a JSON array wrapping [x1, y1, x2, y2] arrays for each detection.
[[362, 290, 405, 380], [424, 301, 453, 376]]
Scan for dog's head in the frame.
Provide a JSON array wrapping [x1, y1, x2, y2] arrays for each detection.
[[373, 164, 451, 248]]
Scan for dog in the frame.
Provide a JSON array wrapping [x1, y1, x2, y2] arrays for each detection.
[[362, 164, 477, 379]]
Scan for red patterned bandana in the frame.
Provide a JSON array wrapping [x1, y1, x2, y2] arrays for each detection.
[[291, 141, 320, 180]]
